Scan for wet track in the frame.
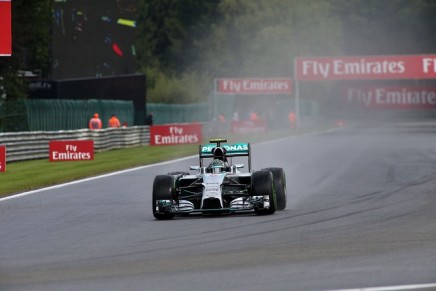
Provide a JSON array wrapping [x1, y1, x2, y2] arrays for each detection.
[[1, 121, 436, 290]]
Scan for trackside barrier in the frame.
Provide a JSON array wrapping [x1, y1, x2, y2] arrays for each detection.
[[0, 126, 150, 162], [0, 118, 327, 163]]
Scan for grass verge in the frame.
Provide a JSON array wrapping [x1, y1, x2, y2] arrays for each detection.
[[0, 125, 334, 198]]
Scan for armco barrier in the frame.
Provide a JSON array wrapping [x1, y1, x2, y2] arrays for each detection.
[[0, 126, 150, 162]]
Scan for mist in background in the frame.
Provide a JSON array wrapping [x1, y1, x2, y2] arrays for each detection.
[[136, 0, 436, 124], [4, 0, 436, 124]]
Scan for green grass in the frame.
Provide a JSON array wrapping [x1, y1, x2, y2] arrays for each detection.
[[0, 144, 197, 197], [0, 125, 333, 198]]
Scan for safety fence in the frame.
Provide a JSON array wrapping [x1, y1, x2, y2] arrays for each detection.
[[0, 99, 320, 133], [0, 126, 150, 162], [0, 99, 134, 132], [0, 100, 206, 133], [0, 115, 330, 163], [148, 99, 318, 127], [147, 103, 209, 124]]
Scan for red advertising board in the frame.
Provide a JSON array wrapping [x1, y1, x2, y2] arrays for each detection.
[[0, 145, 5, 172], [343, 86, 436, 109], [216, 78, 292, 95], [0, 0, 11, 56], [150, 123, 202, 146], [49, 140, 94, 162], [296, 55, 436, 81]]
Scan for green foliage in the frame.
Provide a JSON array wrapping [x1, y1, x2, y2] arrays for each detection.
[[147, 68, 212, 103], [136, 0, 346, 103], [135, 0, 436, 104], [3, 0, 436, 106], [137, 0, 344, 80], [13, 0, 51, 75], [0, 144, 198, 196], [136, 0, 220, 74], [0, 0, 51, 101], [137, 0, 436, 80], [192, 0, 342, 77]]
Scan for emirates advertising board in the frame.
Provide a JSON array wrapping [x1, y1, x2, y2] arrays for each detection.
[[296, 55, 436, 81], [215, 78, 292, 95], [0, 145, 5, 172], [150, 124, 202, 146], [0, 0, 11, 56], [343, 86, 436, 109], [49, 140, 94, 162]]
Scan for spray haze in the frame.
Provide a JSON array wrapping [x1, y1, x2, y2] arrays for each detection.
[[139, 0, 436, 124], [190, 0, 343, 125]]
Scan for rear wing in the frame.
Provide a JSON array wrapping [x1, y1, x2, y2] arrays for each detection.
[[198, 139, 251, 171]]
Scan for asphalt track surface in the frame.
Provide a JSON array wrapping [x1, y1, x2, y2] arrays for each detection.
[[1, 121, 436, 291]]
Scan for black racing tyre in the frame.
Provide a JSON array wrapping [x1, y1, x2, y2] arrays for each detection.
[[152, 175, 175, 220], [251, 170, 276, 215], [262, 167, 287, 210]]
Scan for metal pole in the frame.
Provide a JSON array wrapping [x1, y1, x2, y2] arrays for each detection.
[[295, 81, 300, 130], [294, 59, 301, 130], [213, 79, 218, 120]]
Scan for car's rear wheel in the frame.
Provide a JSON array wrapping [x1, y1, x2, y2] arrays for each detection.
[[251, 170, 276, 215], [152, 175, 175, 220], [262, 167, 287, 210]]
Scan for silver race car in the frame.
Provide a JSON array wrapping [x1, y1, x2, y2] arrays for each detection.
[[152, 138, 287, 220]]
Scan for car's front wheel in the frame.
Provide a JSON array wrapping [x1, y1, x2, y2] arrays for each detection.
[[152, 175, 175, 220], [251, 170, 276, 215]]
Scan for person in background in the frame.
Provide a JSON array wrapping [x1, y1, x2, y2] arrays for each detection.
[[218, 113, 226, 122], [145, 112, 154, 125], [89, 113, 102, 130], [108, 114, 121, 128], [249, 110, 258, 121]]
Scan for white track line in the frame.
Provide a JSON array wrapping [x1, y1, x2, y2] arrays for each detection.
[[330, 283, 436, 291], [3, 134, 436, 291], [0, 129, 338, 202], [0, 155, 196, 202]]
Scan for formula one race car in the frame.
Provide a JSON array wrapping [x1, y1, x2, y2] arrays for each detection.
[[152, 138, 287, 220]]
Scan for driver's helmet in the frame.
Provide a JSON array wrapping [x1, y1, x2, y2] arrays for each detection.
[[211, 159, 225, 167], [207, 147, 227, 173], [210, 159, 225, 173], [212, 147, 226, 161]]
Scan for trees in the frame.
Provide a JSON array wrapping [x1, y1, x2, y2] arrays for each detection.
[[137, 0, 343, 102], [0, 0, 51, 100], [2, 0, 436, 103], [191, 0, 342, 77], [136, 0, 436, 103], [136, 0, 220, 74], [0, 0, 51, 132], [136, 0, 219, 103]]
